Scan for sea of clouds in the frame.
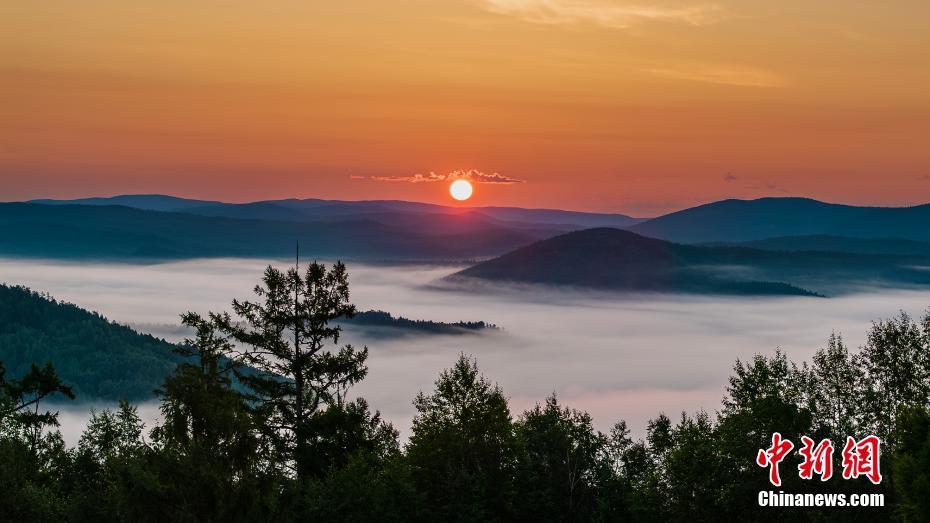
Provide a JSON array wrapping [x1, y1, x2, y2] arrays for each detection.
[[2, 257, 928, 445]]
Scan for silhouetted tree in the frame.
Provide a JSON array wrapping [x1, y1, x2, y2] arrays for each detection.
[[144, 312, 272, 521], [0, 359, 73, 521], [63, 400, 147, 521], [892, 406, 930, 520], [407, 354, 517, 521], [514, 394, 609, 521], [859, 310, 930, 447], [215, 261, 368, 487], [662, 411, 726, 522], [804, 332, 862, 441], [716, 350, 812, 521], [0, 361, 74, 453]]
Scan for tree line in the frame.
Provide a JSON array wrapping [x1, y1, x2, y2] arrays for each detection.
[[2, 261, 930, 521]]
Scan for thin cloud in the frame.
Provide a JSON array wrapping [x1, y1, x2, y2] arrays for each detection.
[[358, 169, 525, 185], [723, 173, 737, 182], [645, 65, 786, 88], [919, 175, 930, 181], [479, 0, 725, 29], [369, 173, 447, 183]]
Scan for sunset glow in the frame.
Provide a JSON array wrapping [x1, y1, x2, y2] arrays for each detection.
[[3, 1, 930, 214]]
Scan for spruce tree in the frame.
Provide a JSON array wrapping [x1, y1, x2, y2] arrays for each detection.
[[215, 261, 368, 485]]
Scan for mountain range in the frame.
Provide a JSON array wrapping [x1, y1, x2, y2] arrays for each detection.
[[4, 194, 930, 270], [30, 194, 641, 229], [0, 203, 546, 261], [629, 197, 930, 243], [450, 228, 930, 296], [2, 195, 640, 261]]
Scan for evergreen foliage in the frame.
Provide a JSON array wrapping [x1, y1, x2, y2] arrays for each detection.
[[0, 284, 183, 400]]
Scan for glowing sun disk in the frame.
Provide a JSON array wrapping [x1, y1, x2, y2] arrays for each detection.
[[450, 179, 473, 201]]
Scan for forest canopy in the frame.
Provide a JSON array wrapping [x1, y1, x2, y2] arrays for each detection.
[[0, 284, 183, 400]]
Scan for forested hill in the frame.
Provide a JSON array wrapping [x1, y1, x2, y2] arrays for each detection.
[[340, 310, 498, 338], [451, 228, 930, 296], [630, 197, 930, 243], [706, 235, 930, 257], [0, 284, 183, 400]]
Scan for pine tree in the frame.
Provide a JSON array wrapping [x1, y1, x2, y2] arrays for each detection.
[[215, 261, 368, 486], [0, 361, 74, 453], [144, 312, 271, 521]]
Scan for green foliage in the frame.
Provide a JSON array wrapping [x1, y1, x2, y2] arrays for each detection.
[[0, 432, 69, 522], [78, 401, 146, 462], [407, 354, 518, 521], [215, 262, 370, 484], [859, 311, 930, 446], [145, 313, 278, 522], [805, 333, 861, 440], [1, 360, 74, 451], [661, 412, 725, 521], [513, 394, 625, 522], [0, 284, 183, 400], [302, 452, 421, 521], [893, 406, 930, 520], [152, 312, 255, 461]]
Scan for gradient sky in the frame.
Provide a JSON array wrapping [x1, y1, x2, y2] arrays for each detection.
[[3, 1, 930, 215]]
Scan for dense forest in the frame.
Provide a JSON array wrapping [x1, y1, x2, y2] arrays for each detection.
[[2, 261, 929, 521], [0, 285, 184, 399]]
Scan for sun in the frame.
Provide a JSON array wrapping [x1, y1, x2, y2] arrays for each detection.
[[449, 179, 473, 201]]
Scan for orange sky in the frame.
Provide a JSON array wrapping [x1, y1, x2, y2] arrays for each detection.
[[2, 0, 930, 215]]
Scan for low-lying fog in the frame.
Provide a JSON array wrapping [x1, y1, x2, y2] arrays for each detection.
[[2, 257, 929, 445]]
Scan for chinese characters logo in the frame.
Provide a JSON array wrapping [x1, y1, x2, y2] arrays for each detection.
[[756, 433, 882, 486]]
